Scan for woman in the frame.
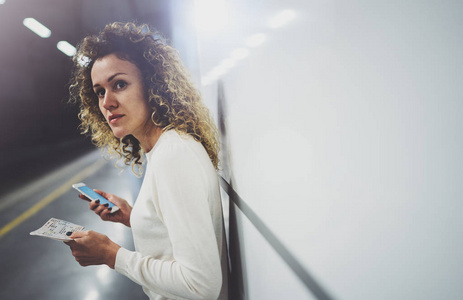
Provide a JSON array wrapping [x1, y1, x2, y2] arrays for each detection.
[[66, 22, 228, 300]]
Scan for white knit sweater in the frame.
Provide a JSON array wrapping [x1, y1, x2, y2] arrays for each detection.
[[115, 130, 228, 300]]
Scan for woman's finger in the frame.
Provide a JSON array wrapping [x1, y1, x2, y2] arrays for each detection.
[[100, 208, 115, 219], [69, 231, 88, 239], [92, 204, 107, 215], [93, 189, 122, 205], [89, 200, 101, 210], [93, 189, 110, 199], [63, 240, 75, 247], [94, 208, 104, 216], [79, 194, 91, 202]]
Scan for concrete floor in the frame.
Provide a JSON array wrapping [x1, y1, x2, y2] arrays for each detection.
[[0, 150, 148, 300]]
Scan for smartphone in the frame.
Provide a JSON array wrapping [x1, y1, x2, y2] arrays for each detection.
[[72, 183, 119, 213]]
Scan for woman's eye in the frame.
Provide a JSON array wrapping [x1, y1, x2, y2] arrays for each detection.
[[95, 89, 105, 98], [115, 81, 127, 89]]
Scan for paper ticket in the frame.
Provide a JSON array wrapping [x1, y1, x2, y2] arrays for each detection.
[[30, 218, 85, 241]]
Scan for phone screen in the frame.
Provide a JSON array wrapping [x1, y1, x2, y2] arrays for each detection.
[[77, 186, 117, 209]]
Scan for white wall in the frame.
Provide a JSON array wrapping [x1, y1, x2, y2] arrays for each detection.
[[185, 0, 463, 299]]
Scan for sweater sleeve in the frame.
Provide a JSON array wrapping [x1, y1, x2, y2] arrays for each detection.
[[114, 142, 222, 300]]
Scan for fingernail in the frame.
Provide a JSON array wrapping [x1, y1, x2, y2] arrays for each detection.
[[95, 200, 100, 204], [108, 207, 112, 211], [104, 203, 109, 207], [66, 231, 72, 236]]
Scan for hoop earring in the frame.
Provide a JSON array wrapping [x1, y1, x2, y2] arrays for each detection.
[[151, 110, 161, 127]]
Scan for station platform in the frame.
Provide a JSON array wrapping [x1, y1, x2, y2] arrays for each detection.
[[0, 150, 148, 300]]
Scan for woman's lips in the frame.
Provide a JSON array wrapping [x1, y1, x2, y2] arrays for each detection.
[[109, 114, 124, 124]]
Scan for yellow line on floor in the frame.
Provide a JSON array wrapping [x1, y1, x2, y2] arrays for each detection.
[[0, 159, 107, 239]]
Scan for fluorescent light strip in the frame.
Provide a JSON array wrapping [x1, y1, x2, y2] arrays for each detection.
[[194, 0, 228, 32], [219, 58, 236, 70], [231, 48, 249, 60], [246, 33, 267, 48], [201, 10, 296, 87], [268, 9, 296, 28], [23, 18, 51, 38], [57, 41, 76, 57]]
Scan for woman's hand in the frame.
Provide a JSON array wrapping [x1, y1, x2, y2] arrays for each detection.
[[79, 189, 132, 227], [65, 231, 121, 269]]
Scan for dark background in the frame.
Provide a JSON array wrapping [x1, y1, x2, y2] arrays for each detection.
[[0, 0, 172, 195]]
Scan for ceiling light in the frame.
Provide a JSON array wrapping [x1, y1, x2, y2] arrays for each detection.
[[246, 33, 267, 48], [23, 18, 51, 38], [201, 76, 214, 86], [231, 48, 249, 60], [209, 66, 227, 79], [268, 10, 296, 28], [194, 0, 229, 32], [218, 58, 236, 70], [57, 41, 76, 57]]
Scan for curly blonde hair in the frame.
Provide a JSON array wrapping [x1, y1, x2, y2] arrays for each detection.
[[69, 22, 219, 170]]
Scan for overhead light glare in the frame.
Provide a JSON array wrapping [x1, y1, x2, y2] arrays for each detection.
[[246, 33, 267, 48], [23, 18, 51, 38], [209, 66, 227, 79], [0, 0, 6, 5], [268, 10, 296, 28], [231, 48, 249, 60], [84, 289, 99, 300], [194, 0, 229, 32], [201, 76, 214, 86], [57, 41, 76, 57], [219, 58, 236, 70], [96, 266, 110, 282]]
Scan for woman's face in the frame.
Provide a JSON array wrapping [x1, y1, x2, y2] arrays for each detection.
[[91, 53, 154, 140]]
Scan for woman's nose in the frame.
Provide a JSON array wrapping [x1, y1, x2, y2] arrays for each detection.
[[102, 92, 118, 110]]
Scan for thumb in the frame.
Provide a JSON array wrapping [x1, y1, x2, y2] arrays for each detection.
[[94, 189, 123, 206], [93, 189, 110, 199], [67, 230, 88, 239]]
